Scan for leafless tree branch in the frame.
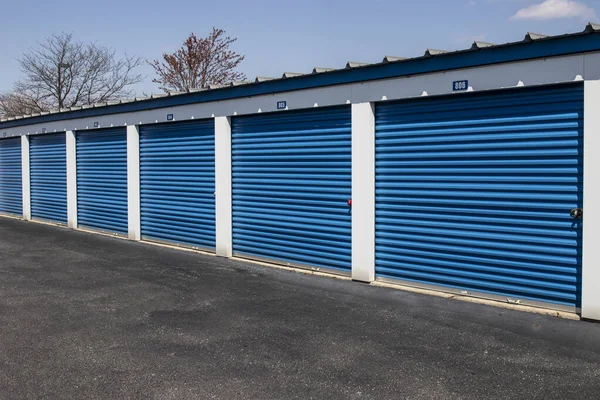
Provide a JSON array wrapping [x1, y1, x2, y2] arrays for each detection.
[[0, 32, 145, 118]]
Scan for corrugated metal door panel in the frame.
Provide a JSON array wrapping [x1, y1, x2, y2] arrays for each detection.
[[0, 138, 22, 216], [76, 128, 128, 234], [30, 133, 67, 224], [375, 84, 584, 308], [140, 120, 216, 250], [232, 106, 352, 272]]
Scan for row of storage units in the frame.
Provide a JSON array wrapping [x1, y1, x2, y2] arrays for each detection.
[[0, 83, 583, 311]]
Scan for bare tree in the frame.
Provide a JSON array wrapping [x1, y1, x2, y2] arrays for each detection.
[[151, 28, 246, 92], [0, 33, 144, 118], [0, 92, 46, 118]]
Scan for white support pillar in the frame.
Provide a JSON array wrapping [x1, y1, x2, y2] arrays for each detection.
[[215, 116, 233, 257], [351, 102, 376, 282], [66, 130, 78, 229], [21, 135, 31, 220], [127, 125, 141, 240], [582, 80, 600, 320]]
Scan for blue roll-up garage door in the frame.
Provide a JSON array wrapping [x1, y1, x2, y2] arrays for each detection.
[[140, 120, 216, 250], [0, 138, 22, 216], [232, 106, 352, 273], [30, 133, 67, 224], [375, 84, 583, 309], [76, 128, 128, 234]]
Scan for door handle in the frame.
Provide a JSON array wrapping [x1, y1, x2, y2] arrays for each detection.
[[570, 208, 583, 219]]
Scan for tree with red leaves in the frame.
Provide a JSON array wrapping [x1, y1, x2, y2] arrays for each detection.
[[151, 28, 246, 93]]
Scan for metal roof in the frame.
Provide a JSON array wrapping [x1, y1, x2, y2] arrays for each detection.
[[1, 22, 600, 128], [524, 32, 549, 41], [471, 41, 496, 49], [254, 76, 276, 82], [383, 56, 405, 63], [282, 72, 304, 78], [345, 62, 370, 69], [424, 48, 450, 56]]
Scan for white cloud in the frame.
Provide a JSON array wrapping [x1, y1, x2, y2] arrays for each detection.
[[511, 0, 597, 20]]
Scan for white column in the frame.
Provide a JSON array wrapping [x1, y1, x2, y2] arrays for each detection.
[[582, 80, 600, 320], [351, 102, 376, 282], [66, 130, 78, 229], [127, 125, 141, 240], [215, 116, 233, 257], [21, 135, 31, 220]]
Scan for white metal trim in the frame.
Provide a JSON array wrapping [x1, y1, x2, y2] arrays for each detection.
[[66, 130, 77, 229], [1, 53, 596, 138], [351, 103, 375, 282], [127, 125, 141, 240], [233, 251, 351, 278], [582, 80, 600, 320], [21, 135, 30, 220], [376, 277, 578, 314], [141, 237, 215, 254], [215, 116, 232, 258], [76, 225, 128, 239]]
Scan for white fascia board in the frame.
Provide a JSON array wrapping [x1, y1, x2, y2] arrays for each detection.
[[0, 52, 595, 138]]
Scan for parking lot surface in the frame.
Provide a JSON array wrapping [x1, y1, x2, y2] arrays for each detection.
[[0, 217, 599, 399]]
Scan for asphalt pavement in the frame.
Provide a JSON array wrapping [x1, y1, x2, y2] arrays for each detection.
[[0, 217, 599, 399]]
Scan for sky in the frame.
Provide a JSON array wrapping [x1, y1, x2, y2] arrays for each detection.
[[0, 0, 597, 96]]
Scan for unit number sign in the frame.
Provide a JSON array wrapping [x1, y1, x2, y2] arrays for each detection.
[[453, 80, 469, 91]]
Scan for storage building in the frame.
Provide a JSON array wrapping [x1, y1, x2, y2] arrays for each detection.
[[1, 25, 599, 320]]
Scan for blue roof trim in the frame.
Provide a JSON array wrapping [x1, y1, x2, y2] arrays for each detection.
[[2, 31, 600, 130]]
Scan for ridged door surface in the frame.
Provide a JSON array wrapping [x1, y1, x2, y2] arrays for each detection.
[[140, 120, 216, 250], [30, 133, 67, 224], [76, 128, 128, 234], [232, 106, 352, 272], [375, 84, 583, 308], [0, 138, 22, 216]]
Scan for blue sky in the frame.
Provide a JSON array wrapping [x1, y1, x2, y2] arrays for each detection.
[[0, 0, 597, 95]]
